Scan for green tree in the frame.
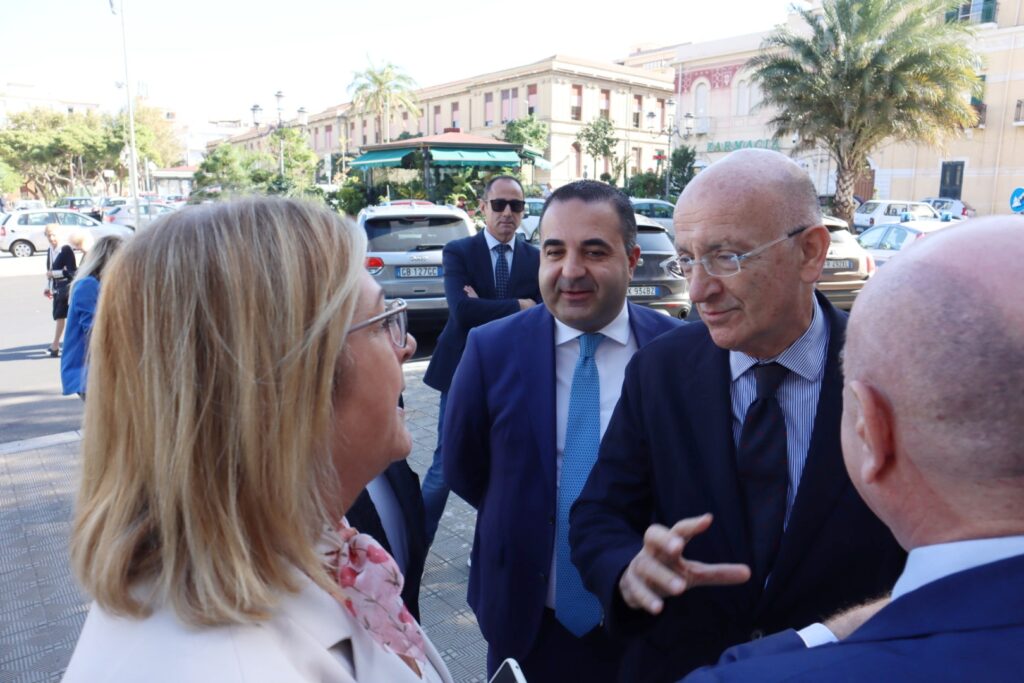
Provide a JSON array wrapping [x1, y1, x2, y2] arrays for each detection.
[[747, 0, 981, 224], [667, 145, 697, 197], [624, 171, 662, 198], [575, 118, 619, 179], [501, 115, 549, 152], [271, 127, 318, 194], [0, 160, 23, 195], [192, 144, 263, 197], [349, 62, 421, 143]]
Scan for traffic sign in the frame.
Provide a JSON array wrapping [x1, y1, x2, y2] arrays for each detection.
[[1011, 187, 1024, 213]]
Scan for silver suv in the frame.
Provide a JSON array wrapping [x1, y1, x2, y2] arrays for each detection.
[[356, 202, 477, 326]]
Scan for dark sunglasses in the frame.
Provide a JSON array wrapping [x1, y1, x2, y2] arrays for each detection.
[[488, 199, 526, 213]]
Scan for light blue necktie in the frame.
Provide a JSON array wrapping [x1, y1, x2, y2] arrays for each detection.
[[555, 332, 605, 636], [493, 243, 511, 299]]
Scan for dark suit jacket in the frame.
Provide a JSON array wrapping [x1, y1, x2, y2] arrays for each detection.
[[444, 302, 682, 662], [423, 231, 541, 393], [682, 553, 1024, 682], [570, 292, 906, 682], [48, 245, 77, 286], [345, 460, 427, 622]]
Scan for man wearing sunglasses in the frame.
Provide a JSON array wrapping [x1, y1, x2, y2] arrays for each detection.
[[422, 175, 542, 546], [570, 149, 905, 682]]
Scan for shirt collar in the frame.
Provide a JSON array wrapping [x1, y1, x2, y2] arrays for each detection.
[[892, 535, 1024, 600], [483, 229, 514, 251], [554, 301, 631, 348], [729, 295, 827, 383]]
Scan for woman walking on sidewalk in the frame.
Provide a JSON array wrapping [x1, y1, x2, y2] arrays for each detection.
[[63, 198, 452, 683], [43, 224, 76, 357]]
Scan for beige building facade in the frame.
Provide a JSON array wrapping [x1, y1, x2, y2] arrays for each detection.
[[623, 0, 1023, 216], [220, 56, 675, 190]]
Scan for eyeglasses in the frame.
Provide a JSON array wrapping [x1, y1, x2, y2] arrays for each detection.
[[660, 226, 810, 279], [348, 299, 409, 348], [488, 199, 526, 213]]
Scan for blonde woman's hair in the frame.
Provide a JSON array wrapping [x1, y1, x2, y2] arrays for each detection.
[[71, 197, 367, 626], [71, 234, 123, 298]]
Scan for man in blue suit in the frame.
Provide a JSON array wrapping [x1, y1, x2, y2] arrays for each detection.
[[421, 176, 542, 544], [444, 181, 682, 682], [570, 150, 905, 682], [681, 216, 1024, 682]]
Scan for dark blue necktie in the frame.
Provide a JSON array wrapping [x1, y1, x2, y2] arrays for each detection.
[[493, 243, 511, 298], [555, 332, 605, 637], [736, 362, 789, 587]]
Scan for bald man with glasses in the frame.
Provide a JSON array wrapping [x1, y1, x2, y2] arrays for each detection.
[[422, 176, 542, 546], [569, 149, 905, 682]]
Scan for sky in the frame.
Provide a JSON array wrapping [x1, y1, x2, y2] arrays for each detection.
[[2, 0, 799, 128]]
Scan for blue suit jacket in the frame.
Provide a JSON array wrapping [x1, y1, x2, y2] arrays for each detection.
[[423, 231, 541, 393], [570, 292, 906, 682], [443, 302, 681, 661], [682, 553, 1024, 682]]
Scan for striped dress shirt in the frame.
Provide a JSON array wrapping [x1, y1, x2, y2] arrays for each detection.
[[729, 297, 830, 524]]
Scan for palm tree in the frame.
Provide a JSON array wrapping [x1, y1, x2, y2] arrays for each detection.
[[348, 62, 422, 144], [747, 0, 981, 224]]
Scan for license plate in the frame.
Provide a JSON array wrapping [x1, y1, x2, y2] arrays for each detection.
[[396, 266, 441, 278], [628, 286, 660, 297], [825, 259, 853, 270]]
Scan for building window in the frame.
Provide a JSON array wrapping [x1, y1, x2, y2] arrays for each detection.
[[313, 127, 320, 147], [657, 99, 666, 130], [572, 142, 583, 177], [527, 84, 538, 115], [362, 120, 367, 145], [632, 147, 642, 174], [736, 79, 750, 116], [695, 83, 709, 117], [571, 85, 583, 121], [434, 105, 442, 134], [501, 89, 512, 123], [451, 102, 460, 129], [600, 89, 610, 120], [402, 111, 409, 131], [485, 92, 494, 126], [633, 95, 643, 128], [511, 88, 519, 121], [947, 0, 996, 23], [325, 125, 333, 149]]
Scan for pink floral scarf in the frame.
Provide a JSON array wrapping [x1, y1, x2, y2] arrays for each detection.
[[323, 518, 427, 676]]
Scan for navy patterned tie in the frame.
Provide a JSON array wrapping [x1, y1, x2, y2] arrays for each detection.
[[736, 362, 789, 587], [493, 243, 511, 298], [555, 332, 605, 637]]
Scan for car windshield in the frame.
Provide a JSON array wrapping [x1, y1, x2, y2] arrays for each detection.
[[635, 228, 674, 253], [364, 216, 468, 251], [856, 202, 879, 214]]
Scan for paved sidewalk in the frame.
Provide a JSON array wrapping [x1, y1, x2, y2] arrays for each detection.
[[0, 360, 487, 682]]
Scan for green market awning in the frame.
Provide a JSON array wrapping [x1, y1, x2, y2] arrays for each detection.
[[350, 149, 411, 169], [430, 148, 522, 167], [522, 147, 553, 170]]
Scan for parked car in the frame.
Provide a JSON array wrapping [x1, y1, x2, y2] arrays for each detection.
[[54, 197, 100, 214], [12, 199, 46, 211], [852, 200, 939, 232], [357, 202, 477, 325], [631, 215, 690, 318], [920, 197, 976, 219], [856, 219, 953, 267], [814, 216, 875, 310], [104, 202, 178, 230], [630, 198, 675, 233], [0, 209, 132, 257], [515, 198, 547, 243]]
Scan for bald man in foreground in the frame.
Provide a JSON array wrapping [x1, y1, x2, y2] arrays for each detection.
[[680, 216, 1024, 681], [570, 149, 904, 682]]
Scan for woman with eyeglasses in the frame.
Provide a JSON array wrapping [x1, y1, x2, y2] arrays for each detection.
[[62, 198, 452, 683]]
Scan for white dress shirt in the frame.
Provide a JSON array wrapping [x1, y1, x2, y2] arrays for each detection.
[[483, 229, 515, 281], [546, 301, 637, 608], [799, 535, 1024, 648]]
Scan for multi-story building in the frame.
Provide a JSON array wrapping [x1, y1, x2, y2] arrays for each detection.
[[220, 56, 675, 190], [0, 82, 100, 125], [623, 0, 1022, 215]]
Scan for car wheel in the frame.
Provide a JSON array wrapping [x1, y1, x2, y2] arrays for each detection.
[[11, 240, 34, 258]]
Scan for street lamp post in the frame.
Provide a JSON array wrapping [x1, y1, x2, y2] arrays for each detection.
[[274, 91, 285, 175], [648, 99, 695, 200], [112, 0, 142, 225], [250, 104, 263, 127]]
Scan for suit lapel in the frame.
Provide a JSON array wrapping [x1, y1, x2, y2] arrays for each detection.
[[516, 306, 558, 497], [626, 303, 660, 346], [471, 232, 496, 298], [683, 334, 751, 567], [757, 296, 850, 611]]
